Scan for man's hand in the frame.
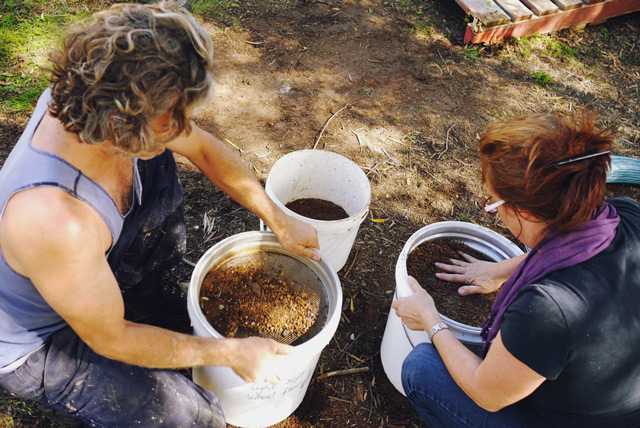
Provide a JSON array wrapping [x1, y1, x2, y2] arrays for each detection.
[[226, 337, 295, 383], [269, 214, 320, 262]]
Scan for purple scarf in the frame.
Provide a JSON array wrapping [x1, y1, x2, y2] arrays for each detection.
[[480, 202, 620, 356]]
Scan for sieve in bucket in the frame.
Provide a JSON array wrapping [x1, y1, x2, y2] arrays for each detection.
[[199, 247, 329, 346]]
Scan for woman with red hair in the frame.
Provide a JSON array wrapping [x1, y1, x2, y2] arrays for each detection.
[[394, 114, 640, 428]]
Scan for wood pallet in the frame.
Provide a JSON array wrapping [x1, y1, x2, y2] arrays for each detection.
[[458, 0, 640, 43]]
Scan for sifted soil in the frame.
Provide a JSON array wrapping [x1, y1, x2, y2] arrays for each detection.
[[285, 198, 350, 221], [200, 254, 322, 345], [407, 238, 498, 327]]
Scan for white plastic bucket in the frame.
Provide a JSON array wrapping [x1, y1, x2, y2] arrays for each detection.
[[187, 231, 342, 428], [264, 149, 371, 271], [380, 221, 524, 395]]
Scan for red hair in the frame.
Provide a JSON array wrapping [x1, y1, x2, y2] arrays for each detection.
[[479, 114, 613, 233]]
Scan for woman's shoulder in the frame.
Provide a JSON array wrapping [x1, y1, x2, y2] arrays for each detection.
[[607, 196, 640, 215]]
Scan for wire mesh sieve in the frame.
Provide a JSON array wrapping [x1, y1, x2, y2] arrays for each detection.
[[199, 248, 329, 346]]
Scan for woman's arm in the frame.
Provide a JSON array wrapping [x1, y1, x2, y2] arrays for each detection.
[[392, 277, 545, 411], [167, 123, 320, 261]]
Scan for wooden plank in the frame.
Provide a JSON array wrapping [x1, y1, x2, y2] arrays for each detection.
[[584, 0, 606, 4], [455, 0, 511, 26], [464, 0, 640, 43], [521, 0, 560, 15], [551, 0, 584, 10], [495, 0, 534, 20]]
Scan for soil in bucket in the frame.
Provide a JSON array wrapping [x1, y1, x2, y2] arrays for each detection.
[[406, 238, 497, 327], [285, 198, 349, 221], [199, 257, 325, 345]]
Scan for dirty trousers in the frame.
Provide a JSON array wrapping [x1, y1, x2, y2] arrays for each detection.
[[0, 151, 225, 427], [0, 326, 225, 427]]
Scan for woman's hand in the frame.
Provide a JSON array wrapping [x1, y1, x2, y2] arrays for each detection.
[[269, 214, 321, 262], [435, 252, 527, 296], [391, 277, 442, 332], [227, 337, 295, 384]]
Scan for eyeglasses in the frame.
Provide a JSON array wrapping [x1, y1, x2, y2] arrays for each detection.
[[482, 197, 505, 215]]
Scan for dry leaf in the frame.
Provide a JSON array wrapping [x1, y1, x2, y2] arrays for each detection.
[[371, 218, 390, 223]]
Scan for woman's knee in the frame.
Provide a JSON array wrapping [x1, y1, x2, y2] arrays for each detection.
[[401, 342, 442, 395]]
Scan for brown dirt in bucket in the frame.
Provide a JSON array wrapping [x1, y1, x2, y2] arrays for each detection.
[[200, 259, 321, 345], [407, 238, 498, 327], [285, 198, 349, 221]]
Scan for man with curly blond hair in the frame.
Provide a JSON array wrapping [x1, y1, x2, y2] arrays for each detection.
[[0, 2, 320, 426]]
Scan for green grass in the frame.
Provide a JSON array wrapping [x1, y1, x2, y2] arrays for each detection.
[[0, 1, 94, 113], [543, 38, 580, 60], [191, 0, 241, 27], [461, 45, 480, 60], [411, 17, 436, 37], [530, 70, 555, 87]]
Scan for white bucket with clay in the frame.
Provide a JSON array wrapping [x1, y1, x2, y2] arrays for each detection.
[[380, 221, 524, 395], [264, 149, 370, 271], [188, 231, 342, 428]]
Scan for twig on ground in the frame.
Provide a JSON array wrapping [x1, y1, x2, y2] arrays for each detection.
[[312, 104, 349, 149], [352, 130, 364, 149], [225, 138, 242, 153], [336, 333, 361, 361], [381, 148, 403, 166], [328, 396, 353, 404], [346, 352, 366, 363], [453, 157, 473, 167], [437, 124, 455, 160], [364, 162, 383, 177], [182, 257, 196, 268], [317, 367, 369, 381], [367, 377, 375, 422], [343, 248, 358, 277]]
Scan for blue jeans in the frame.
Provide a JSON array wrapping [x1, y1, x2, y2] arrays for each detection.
[[0, 326, 225, 428], [401, 343, 532, 428]]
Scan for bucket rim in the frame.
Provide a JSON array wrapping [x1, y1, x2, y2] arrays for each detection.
[[265, 149, 371, 227], [269, 195, 371, 229], [187, 231, 343, 353], [394, 221, 524, 333]]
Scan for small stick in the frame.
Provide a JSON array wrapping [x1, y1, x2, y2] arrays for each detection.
[[352, 130, 363, 149], [328, 396, 353, 404], [182, 257, 196, 268], [317, 367, 369, 381], [437, 124, 455, 160], [225, 139, 243, 153], [343, 248, 358, 277], [312, 104, 349, 149]]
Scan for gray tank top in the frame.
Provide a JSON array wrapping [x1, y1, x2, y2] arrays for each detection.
[[0, 89, 142, 368]]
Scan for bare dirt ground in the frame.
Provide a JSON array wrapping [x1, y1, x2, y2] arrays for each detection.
[[1, 1, 639, 427]]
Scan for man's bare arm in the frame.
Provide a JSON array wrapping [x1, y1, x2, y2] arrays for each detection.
[[0, 187, 291, 382]]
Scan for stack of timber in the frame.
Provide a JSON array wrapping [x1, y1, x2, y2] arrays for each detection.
[[457, 0, 640, 43]]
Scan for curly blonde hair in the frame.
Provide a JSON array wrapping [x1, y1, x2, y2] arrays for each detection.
[[46, 0, 214, 154]]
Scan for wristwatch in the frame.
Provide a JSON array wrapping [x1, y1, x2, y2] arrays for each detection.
[[428, 322, 449, 342]]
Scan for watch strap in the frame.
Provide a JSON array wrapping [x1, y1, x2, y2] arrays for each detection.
[[428, 322, 449, 342]]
